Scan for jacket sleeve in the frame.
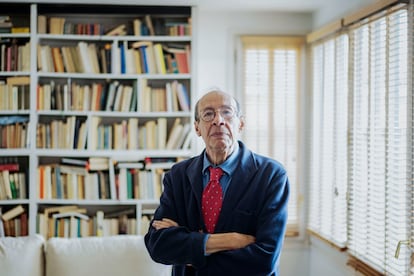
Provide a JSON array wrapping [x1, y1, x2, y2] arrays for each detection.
[[144, 169, 208, 268]]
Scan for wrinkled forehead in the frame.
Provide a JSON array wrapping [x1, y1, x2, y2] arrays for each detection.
[[198, 92, 236, 110]]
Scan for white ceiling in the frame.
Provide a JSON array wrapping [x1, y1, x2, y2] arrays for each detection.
[[195, 0, 333, 12]]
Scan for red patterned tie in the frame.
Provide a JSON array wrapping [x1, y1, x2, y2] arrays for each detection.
[[202, 167, 224, 233]]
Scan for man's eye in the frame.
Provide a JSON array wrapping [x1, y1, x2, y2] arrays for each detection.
[[222, 109, 233, 116], [203, 111, 214, 117]]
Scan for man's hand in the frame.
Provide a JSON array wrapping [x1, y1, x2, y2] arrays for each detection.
[[152, 218, 178, 230], [206, 232, 255, 254]]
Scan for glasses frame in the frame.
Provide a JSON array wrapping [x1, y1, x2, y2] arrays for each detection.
[[198, 105, 237, 122]]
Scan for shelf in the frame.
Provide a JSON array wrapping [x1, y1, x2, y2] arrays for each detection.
[[0, 2, 195, 239]]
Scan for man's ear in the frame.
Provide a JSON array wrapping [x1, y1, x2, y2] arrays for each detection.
[[194, 121, 201, 136], [238, 116, 245, 132]]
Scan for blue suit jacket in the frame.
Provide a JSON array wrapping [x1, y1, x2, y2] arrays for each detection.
[[145, 141, 289, 276]]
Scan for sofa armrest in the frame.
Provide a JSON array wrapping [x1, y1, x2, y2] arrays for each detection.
[[0, 235, 45, 276], [45, 235, 171, 276]]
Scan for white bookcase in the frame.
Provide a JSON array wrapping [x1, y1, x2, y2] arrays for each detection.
[[0, 2, 195, 239]]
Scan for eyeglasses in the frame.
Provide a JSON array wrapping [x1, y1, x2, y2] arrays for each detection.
[[199, 106, 237, 122]]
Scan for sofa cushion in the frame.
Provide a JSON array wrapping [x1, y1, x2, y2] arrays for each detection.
[[0, 234, 45, 276], [45, 235, 171, 276]]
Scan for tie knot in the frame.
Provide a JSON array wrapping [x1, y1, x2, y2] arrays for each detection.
[[209, 166, 223, 182]]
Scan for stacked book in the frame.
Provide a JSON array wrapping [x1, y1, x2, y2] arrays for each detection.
[[0, 15, 12, 33]]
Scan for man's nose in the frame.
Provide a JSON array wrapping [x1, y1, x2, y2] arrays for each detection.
[[212, 111, 225, 125]]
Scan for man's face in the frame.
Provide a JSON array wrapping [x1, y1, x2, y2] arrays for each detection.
[[194, 92, 244, 154]]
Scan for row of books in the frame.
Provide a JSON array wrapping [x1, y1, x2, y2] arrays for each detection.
[[88, 117, 192, 151], [37, 81, 136, 112], [116, 167, 164, 200], [39, 16, 105, 36], [36, 116, 87, 150], [0, 77, 30, 111], [0, 170, 26, 200], [0, 39, 30, 72], [37, 162, 111, 200], [36, 80, 190, 113], [37, 41, 190, 75], [37, 15, 191, 36], [120, 41, 190, 74], [0, 162, 27, 200], [36, 206, 140, 239], [36, 115, 191, 151], [0, 119, 29, 149], [0, 205, 28, 237], [141, 79, 190, 112]]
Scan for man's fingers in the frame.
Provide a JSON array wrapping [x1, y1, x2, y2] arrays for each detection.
[[152, 218, 179, 230], [161, 218, 179, 226]]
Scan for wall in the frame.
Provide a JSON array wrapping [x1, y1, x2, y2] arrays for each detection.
[[195, 10, 312, 95]]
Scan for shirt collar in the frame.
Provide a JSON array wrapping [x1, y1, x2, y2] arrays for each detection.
[[202, 141, 240, 176]]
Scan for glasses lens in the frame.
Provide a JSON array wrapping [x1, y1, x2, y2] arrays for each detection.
[[200, 107, 235, 122], [220, 107, 234, 119], [201, 109, 215, 121]]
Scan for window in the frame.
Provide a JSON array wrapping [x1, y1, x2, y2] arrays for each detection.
[[240, 36, 304, 235], [308, 3, 411, 275], [308, 33, 349, 248]]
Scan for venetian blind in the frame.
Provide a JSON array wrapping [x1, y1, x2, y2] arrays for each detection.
[[241, 36, 304, 234], [308, 33, 349, 248], [347, 6, 410, 275]]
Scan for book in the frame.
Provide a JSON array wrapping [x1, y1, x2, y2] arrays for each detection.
[[144, 15, 155, 36], [52, 212, 89, 221], [0, 163, 19, 171], [0, 207, 4, 237], [166, 118, 183, 149], [61, 157, 88, 167], [105, 24, 126, 36], [2, 204, 24, 221], [77, 41, 93, 73], [37, 15, 47, 34], [127, 117, 139, 150], [87, 157, 109, 171], [133, 18, 142, 36], [51, 47, 65, 73], [11, 27, 30, 34], [112, 83, 124, 111], [105, 80, 120, 111], [1, 170, 12, 199], [157, 117, 167, 149], [153, 43, 167, 74], [96, 210, 104, 236], [176, 82, 190, 111]]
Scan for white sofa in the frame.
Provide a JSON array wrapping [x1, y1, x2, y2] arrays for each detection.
[[0, 235, 171, 276]]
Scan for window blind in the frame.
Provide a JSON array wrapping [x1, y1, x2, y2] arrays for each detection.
[[241, 36, 304, 234], [308, 33, 349, 248], [347, 7, 409, 275], [308, 2, 411, 274]]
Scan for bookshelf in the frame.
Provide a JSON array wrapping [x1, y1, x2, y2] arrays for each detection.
[[0, 2, 195, 239]]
